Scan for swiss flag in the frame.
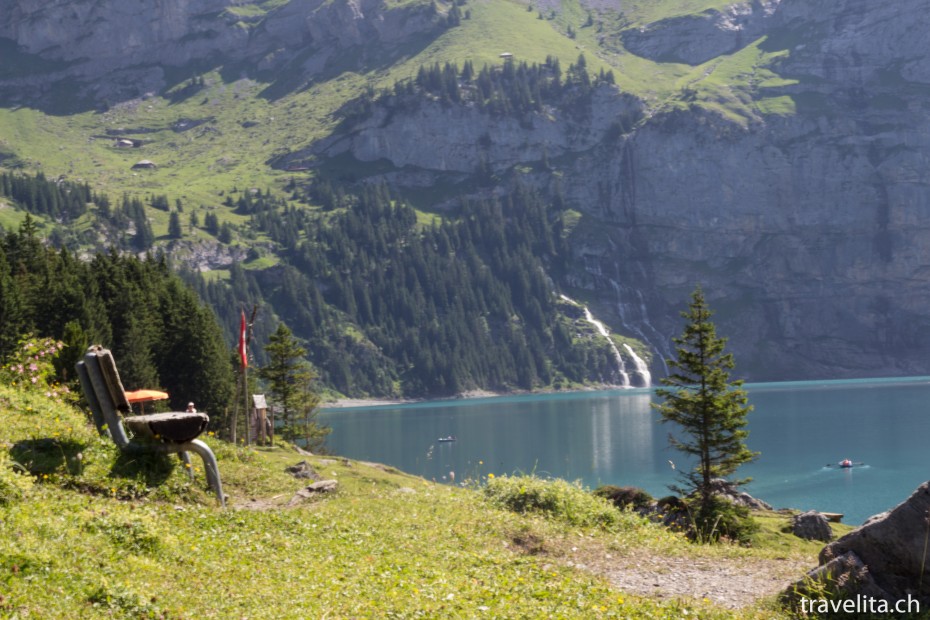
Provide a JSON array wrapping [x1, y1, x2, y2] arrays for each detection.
[[238, 310, 248, 368]]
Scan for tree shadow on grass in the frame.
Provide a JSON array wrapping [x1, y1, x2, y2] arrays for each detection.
[[108, 450, 176, 489], [11, 437, 176, 491], [11, 438, 86, 476]]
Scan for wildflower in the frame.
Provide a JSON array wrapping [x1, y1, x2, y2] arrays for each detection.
[[29, 363, 38, 372], [487, 473, 495, 479]]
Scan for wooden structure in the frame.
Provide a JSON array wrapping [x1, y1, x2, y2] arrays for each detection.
[[252, 394, 270, 445], [75, 345, 224, 506]]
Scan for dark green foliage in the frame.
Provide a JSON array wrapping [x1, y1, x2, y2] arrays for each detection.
[[150, 194, 170, 211], [653, 287, 758, 540], [168, 211, 183, 239], [182, 178, 627, 399], [687, 495, 758, 544], [349, 55, 614, 122], [593, 485, 654, 511], [0, 220, 235, 427], [0, 171, 91, 222], [258, 324, 329, 449], [656, 495, 687, 514], [204, 212, 220, 236]]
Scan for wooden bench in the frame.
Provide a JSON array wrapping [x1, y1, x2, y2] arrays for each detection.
[[75, 345, 225, 506]]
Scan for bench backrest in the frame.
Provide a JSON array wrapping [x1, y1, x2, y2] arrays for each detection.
[[75, 345, 132, 448]]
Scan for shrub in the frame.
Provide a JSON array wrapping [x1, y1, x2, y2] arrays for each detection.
[[657, 495, 687, 514], [0, 336, 72, 403], [593, 485, 654, 511], [688, 495, 758, 544], [483, 474, 621, 529]]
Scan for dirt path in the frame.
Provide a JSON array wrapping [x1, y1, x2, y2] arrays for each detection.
[[570, 548, 811, 609]]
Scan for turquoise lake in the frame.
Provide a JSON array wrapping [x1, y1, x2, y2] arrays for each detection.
[[320, 378, 930, 525]]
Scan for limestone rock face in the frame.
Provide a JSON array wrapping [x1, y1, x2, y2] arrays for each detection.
[[307, 0, 930, 381], [619, 0, 783, 65], [789, 482, 930, 604], [306, 86, 644, 175], [0, 0, 446, 105]]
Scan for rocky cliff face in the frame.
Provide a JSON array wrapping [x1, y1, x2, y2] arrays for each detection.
[[619, 0, 782, 65], [305, 0, 930, 381], [0, 0, 446, 106]]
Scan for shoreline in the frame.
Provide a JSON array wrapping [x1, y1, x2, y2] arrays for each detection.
[[320, 385, 626, 409], [321, 389, 506, 409]]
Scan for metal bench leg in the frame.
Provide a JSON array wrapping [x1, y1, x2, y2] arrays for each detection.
[[186, 439, 225, 507], [178, 452, 194, 481]]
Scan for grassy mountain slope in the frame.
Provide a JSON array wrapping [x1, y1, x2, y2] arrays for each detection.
[[0, 0, 790, 205], [1, 382, 843, 618], [0, 0, 811, 396]]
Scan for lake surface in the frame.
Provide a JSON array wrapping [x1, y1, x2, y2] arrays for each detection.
[[320, 378, 930, 525]]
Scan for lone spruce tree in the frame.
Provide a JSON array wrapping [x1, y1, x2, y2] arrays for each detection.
[[259, 324, 330, 450], [654, 287, 757, 540]]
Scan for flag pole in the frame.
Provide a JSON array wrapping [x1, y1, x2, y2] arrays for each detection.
[[244, 359, 250, 447], [239, 306, 259, 447], [248, 305, 259, 442], [238, 309, 250, 446]]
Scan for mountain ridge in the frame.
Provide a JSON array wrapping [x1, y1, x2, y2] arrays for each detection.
[[2, 0, 930, 391]]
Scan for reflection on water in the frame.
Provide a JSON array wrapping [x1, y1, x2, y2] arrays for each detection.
[[321, 378, 930, 524], [590, 393, 654, 478]]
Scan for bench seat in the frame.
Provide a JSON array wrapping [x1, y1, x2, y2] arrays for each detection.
[[76, 345, 225, 506]]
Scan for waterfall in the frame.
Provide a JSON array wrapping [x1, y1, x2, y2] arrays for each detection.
[[609, 279, 672, 377], [583, 306, 631, 387], [561, 295, 630, 387], [623, 343, 652, 387]]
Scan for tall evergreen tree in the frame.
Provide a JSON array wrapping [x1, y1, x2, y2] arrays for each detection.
[[653, 286, 757, 539], [259, 324, 329, 449], [168, 211, 183, 239]]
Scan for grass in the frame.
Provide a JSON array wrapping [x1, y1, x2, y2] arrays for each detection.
[[617, 0, 741, 27], [0, 0, 809, 223], [0, 376, 841, 618]]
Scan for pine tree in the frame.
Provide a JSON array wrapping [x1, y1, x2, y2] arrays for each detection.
[[653, 286, 757, 540], [259, 324, 329, 448], [168, 211, 183, 239]]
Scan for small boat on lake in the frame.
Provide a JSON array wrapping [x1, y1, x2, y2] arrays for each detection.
[[437, 436, 457, 443], [827, 459, 863, 469]]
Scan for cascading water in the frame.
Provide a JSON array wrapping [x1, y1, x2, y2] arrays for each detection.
[[623, 343, 651, 387], [560, 294, 630, 388], [582, 306, 631, 387], [610, 279, 672, 377]]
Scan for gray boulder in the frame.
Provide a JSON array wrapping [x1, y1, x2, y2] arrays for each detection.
[[285, 460, 322, 480], [791, 511, 833, 542], [287, 480, 338, 506], [787, 481, 930, 605], [708, 478, 774, 510]]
